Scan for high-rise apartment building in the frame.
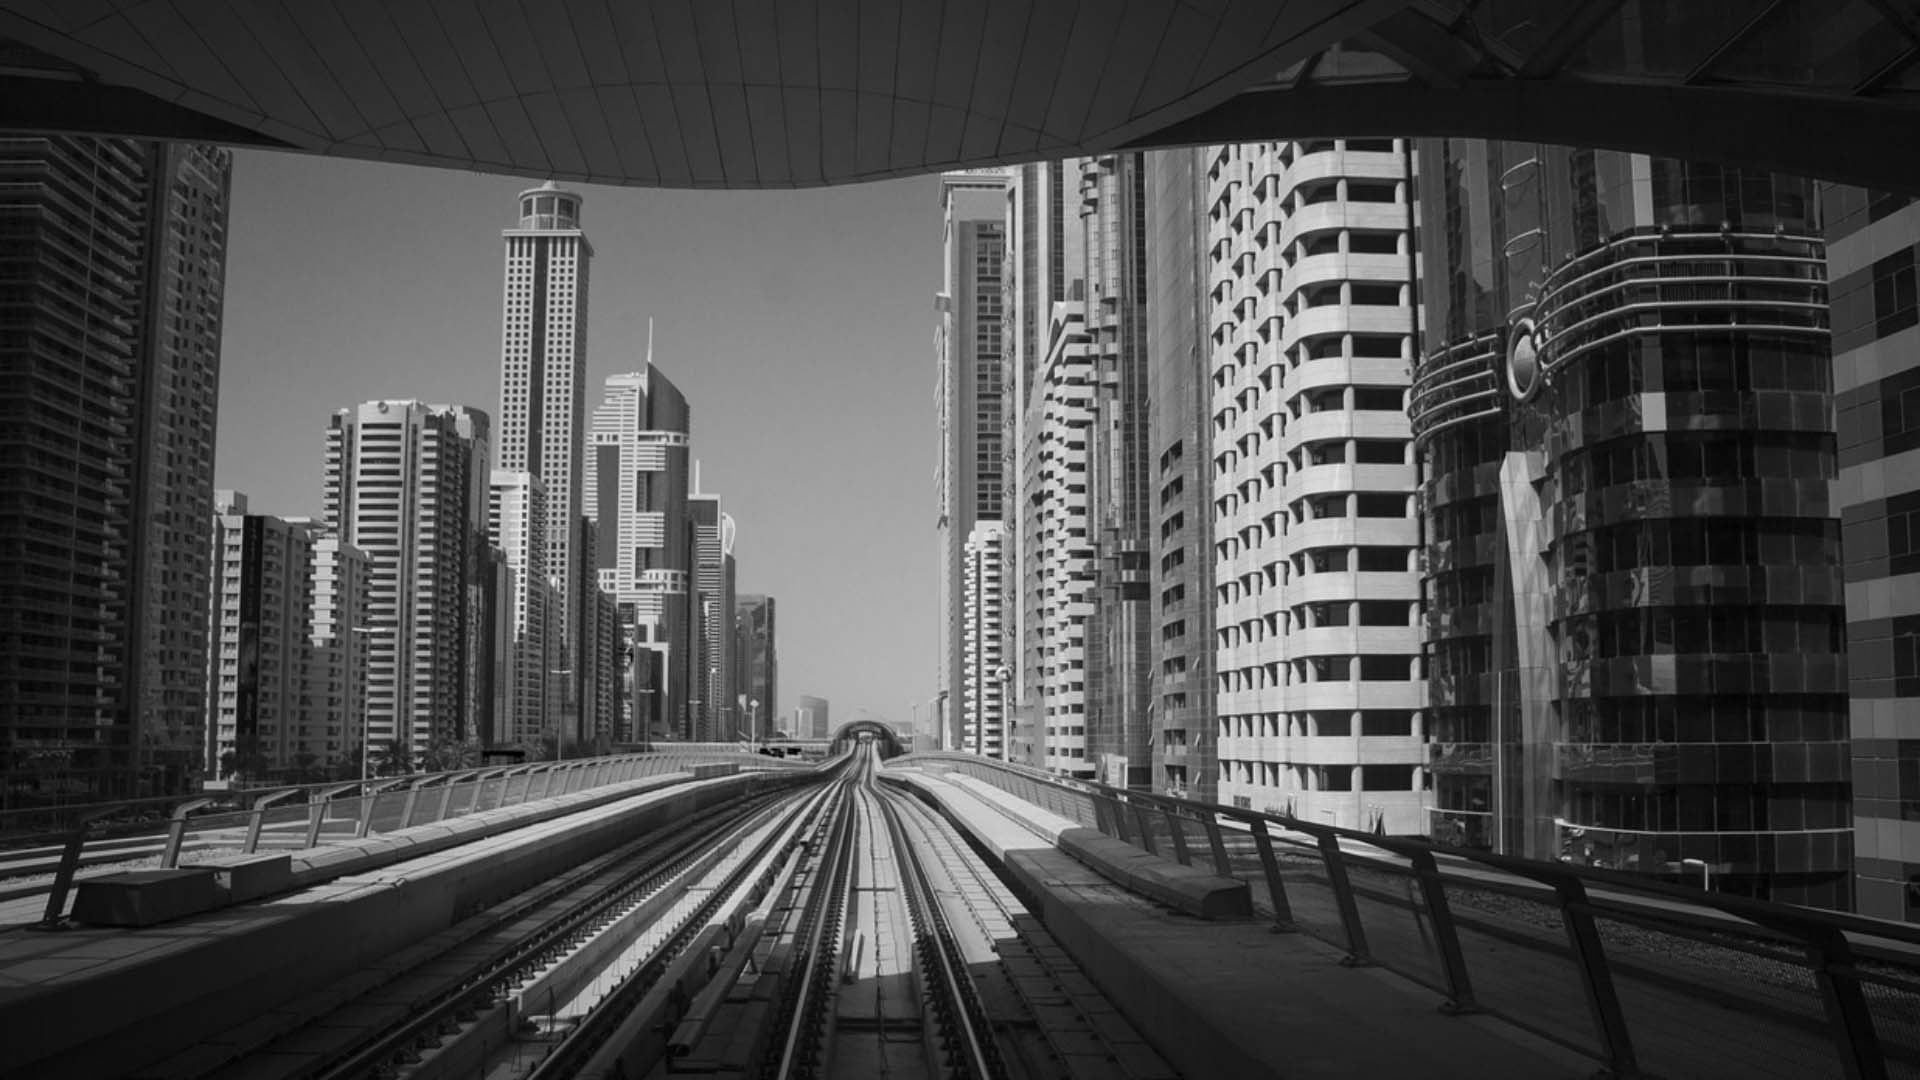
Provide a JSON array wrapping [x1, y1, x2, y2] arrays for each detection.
[[498, 181, 592, 746], [488, 470, 551, 748], [1412, 141, 1850, 907], [308, 530, 373, 771], [325, 401, 492, 762], [1205, 139, 1427, 832], [0, 136, 231, 801], [584, 365, 694, 738], [735, 595, 777, 740], [961, 523, 1008, 757], [1822, 185, 1920, 920], [208, 492, 317, 777], [1021, 304, 1098, 777], [128, 142, 233, 792], [575, 515, 621, 748], [1145, 146, 1219, 803], [936, 170, 1010, 755], [207, 495, 372, 779], [1005, 162, 1087, 769]]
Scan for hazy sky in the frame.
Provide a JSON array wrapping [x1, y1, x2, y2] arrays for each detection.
[[215, 148, 943, 729]]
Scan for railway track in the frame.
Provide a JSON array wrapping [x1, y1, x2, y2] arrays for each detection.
[[195, 746, 1173, 1080]]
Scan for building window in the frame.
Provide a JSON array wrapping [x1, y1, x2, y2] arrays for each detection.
[[1873, 248, 1918, 338]]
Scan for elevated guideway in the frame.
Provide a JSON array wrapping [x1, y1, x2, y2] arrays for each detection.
[[5, 746, 1918, 1079]]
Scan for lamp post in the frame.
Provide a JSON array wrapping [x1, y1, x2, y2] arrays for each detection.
[[748, 698, 760, 741], [548, 667, 574, 761], [349, 624, 394, 785]]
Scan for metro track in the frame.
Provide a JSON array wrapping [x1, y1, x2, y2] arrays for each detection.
[[198, 746, 1173, 1080]]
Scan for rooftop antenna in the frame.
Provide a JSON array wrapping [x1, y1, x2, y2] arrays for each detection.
[[646, 316, 654, 368]]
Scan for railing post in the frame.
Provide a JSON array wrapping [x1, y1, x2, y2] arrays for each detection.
[[1163, 807, 1193, 866], [398, 778, 427, 830], [433, 773, 465, 823], [1131, 801, 1158, 855], [306, 784, 360, 848], [1406, 849, 1480, 1014], [243, 789, 300, 854], [1315, 832, 1373, 966], [162, 798, 215, 867], [1107, 795, 1132, 843], [1248, 818, 1297, 931], [1805, 925, 1886, 1080], [1202, 815, 1233, 878], [1555, 877, 1639, 1077], [39, 808, 115, 927], [1090, 796, 1111, 836]]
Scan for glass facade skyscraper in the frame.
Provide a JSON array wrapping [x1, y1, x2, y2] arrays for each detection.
[[1413, 141, 1852, 907]]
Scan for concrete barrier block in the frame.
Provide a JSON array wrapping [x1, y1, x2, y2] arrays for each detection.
[[70, 869, 223, 927], [1057, 829, 1252, 919], [187, 853, 293, 904]]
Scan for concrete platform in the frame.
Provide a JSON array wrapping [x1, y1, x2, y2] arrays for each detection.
[[1053, 828, 1251, 919], [0, 769, 809, 1079], [885, 766, 1594, 1080], [70, 869, 223, 928]]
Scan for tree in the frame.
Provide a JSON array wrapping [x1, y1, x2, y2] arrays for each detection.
[[419, 736, 479, 774], [218, 734, 272, 784], [368, 738, 414, 777]]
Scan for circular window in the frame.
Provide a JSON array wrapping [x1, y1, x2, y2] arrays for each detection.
[[1507, 319, 1540, 401]]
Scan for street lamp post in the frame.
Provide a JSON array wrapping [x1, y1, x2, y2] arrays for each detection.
[[549, 667, 574, 761]]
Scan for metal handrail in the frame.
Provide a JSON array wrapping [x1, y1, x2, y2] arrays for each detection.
[[893, 752, 1919, 1080]]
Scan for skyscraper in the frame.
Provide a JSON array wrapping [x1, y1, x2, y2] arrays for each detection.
[[308, 530, 373, 773], [1207, 140, 1427, 831], [735, 595, 777, 740], [797, 695, 831, 741], [1145, 146, 1219, 802], [1021, 303, 1098, 778], [498, 181, 592, 746], [1078, 153, 1154, 791], [1412, 141, 1850, 906], [961, 522, 1008, 757], [688, 494, 735, 742], [208, 492, 317, 779], [0, 136, 231, 801], [584, 364, 694, 737], [488, 470, 551, 748], [1816, 184, 1918, 920], [936, 170, 1010, 756], [325, 401, 491, 762]]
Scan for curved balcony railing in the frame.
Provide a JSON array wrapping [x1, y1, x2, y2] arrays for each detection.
[[1534, 229, 1829, 381], [1409, 330, 1502, 451], [889, 752, 1920, 1080]]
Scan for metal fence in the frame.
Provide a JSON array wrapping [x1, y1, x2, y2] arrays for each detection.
[[894, 752, 1920, 1080], [3, 750, 808, 928]]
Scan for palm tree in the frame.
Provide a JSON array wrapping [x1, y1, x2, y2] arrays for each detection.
[[419, 736, 480, 773], [368, 738, 414, 777]]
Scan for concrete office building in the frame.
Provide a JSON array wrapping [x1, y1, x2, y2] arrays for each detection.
[[1824, 186, 1920, 920], [1145, 146, 1220, 803], [735, 595, 777, 740], [488, 470, 552, 748], [1207, 140, 1427, 832], [1412, 141, 1850, 907], [0, 136, 230, 801], [498, 181, 592, 748], [1020, 305, 1098, 778], [961, 522, 1008, 758], [584, 365, 694, 740], [325, 401, 491, 763], [936, 170, 1010, 756]]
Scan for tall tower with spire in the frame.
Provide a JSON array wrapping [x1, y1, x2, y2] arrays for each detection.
[[498, 181, 592, 744]]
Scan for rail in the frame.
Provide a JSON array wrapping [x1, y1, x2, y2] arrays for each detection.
[[3, 749, 814, 927], [892, 752, 1920, 1080]]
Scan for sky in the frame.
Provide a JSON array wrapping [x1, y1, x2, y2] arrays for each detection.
[[214, 148, 944, 730]]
